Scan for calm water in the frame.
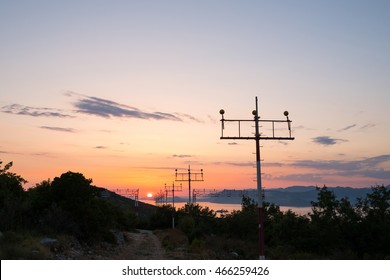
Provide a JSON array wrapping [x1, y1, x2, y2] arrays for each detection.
[[140, 199, 312, 216]]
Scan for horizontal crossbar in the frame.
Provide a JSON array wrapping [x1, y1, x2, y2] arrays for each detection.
[[221, 137, 295, 140]]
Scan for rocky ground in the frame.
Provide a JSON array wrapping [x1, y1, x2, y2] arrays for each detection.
[[49, 229, 188, 260]]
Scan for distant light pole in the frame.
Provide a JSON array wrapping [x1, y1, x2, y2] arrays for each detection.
[[219, 96, 294, 260], [165, 182, 182, 228], [175, 165, 204, 205], [109, 188, 139, 207]]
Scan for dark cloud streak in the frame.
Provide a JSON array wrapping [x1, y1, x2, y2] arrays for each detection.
[[361, 123, 376, 130], [1, 104, 73, 118], [273, 173, 324, 182], [2, 92, 200, 123], [338, 124, 357, 132], [312, 136, 348, 146], [291, 155, 390, 171], [172, 154, 193, 158], [40, 126, 76, 133], [72, 95, 182, 121]]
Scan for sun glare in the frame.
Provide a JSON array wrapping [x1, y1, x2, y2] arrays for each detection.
[[146, 193, 153, 198]]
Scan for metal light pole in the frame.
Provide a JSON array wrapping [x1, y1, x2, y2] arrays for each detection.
[[165, 183, 182, 228], [175, 165, 204, 205], [219, 96, 294, 260]]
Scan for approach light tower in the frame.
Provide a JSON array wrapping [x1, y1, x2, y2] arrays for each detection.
[[165, 182, 182, 228], [175, 165, 203, 205], [219, 96, 294, 260]]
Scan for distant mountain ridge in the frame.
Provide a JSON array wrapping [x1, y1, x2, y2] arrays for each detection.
[[197, 185, 390, 207]]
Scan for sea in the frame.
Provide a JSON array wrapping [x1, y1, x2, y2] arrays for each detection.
[[140, 199, 312, 216]]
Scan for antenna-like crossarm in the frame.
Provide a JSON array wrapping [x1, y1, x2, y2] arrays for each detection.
[[175, 165, 204, 204], [165, 183, 183, 192], [218, 96, 295, 260], [219, 109, 295, 140], [164, 182, 183, 205], [154, 190, 166, 206], [108, 188, 139, 207]]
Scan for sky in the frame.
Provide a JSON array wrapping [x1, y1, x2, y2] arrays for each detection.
[[1, 0, 390, 198]]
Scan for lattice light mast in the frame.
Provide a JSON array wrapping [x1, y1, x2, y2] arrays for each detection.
[[219, 96, 294, 260], [108, 188, 139, 207], [175, 165, 204, 205]]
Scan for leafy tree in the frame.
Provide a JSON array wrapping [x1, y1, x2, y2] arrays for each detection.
[[357, 185, 390, 221], [0, 161, 27, 231], [149, 204, 175, 229], [51, 171, 98, 207], [176, 203, 216, 240], [355, 185, 390, 258], [25, 171, 137, 242], [241, 195, 257, 212], [309, 186, 348, 256], [0, 161, 27, 196]]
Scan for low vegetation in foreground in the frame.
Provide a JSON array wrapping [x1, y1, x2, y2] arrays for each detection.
[[1, 160, 389, 259]]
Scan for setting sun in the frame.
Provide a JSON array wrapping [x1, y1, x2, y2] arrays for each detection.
[[146, 193, 153, 198]]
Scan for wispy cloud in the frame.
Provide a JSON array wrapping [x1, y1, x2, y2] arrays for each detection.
[[40, 126, 76, 133], [278, 141, 289, 146], [273, 173, 324, 182], [213, 160, 283, 168], [358, 169, 390, 180], [257, 155, 390, 184], [336, 169, 390, 180], [1, 104, 73, 118], [338, 124, 357, 132], [293, 125, 315, 131], [67, 92, 182, 121], [94, 146, 107, 149], [207, 115, 218, 124], [284, 155, 390, 181], [136, 166, 178, 171], [172, 154, 193, 158], [291, 155, 390, 171], [312, 136, 348, 146], [0, 150, 55, 157], [3, 92, 200, 123], [360, 123, 376, 130], [228, 142, 238, 145], [177, 113, 203, 123], [214, 161, 254, 167]]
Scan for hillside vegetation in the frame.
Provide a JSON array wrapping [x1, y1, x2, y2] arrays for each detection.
[[1, 160, 389, 259]]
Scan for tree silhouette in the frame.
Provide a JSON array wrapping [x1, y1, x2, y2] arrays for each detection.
[[0, 161, 27, 231]]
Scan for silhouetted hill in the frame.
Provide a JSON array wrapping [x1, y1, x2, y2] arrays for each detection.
[[98, 188, 157, 221], [201, 185, 390, 207]]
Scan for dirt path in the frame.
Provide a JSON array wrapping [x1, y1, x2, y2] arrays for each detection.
[[50, 229, 169, 260], [118, 230, 167, 259]]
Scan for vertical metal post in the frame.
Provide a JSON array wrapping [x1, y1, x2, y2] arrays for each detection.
[[172, 184, 175, 229], [175, 166, 203, 207], [219, 96, 294, 260], [254, 97, 265, 260], [188, 165, 191, 204], [165, 183, 182, 229]]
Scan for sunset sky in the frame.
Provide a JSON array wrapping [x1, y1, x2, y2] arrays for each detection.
[[1, 0, 390, 198]]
